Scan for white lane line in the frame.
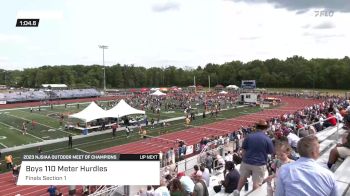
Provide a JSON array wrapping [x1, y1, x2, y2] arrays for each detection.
[[0, 121, 44, 141]]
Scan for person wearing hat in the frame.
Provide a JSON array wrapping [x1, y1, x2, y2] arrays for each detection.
[[177, 172, 194, 196], [236, 119, 274, 192], [327, 114, 350, 169]]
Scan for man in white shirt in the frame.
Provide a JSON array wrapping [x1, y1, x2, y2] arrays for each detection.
[[200, 165, 210, 187], [177, 172, 195, 195], [154, 179, 170, 196], [225, 152, 233, 162], [286, 130, 300, 150]]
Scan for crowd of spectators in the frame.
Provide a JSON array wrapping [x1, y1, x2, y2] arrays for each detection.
[[0, 88, 101, 103], [142, 96, 350, 196]]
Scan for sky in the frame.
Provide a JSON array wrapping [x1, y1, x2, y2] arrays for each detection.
[[0, 0, 349, 70]]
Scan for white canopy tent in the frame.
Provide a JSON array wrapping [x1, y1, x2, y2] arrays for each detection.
[[105, 99, 145, 118], [150, 90, 166, 96], [226, 85, 239, 90], [219, 90, 228, 94], [69, 102, 108, 122]]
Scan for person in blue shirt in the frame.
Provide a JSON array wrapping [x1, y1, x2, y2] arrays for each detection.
[[47, 185, 56, 196], [275, 135, 338, 196], [236, 120, 274, 191]]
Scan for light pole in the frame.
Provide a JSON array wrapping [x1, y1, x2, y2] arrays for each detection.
[[98, 45, 108, 91]]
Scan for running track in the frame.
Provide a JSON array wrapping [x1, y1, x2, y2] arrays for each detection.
[[0, 96, 322, 196]]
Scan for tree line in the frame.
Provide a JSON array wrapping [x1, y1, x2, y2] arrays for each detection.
[[0, 55, 350, 90]]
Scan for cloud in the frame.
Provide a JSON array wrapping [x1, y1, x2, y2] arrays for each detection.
[[302, 24, 311, 29], [0, 56, 9, 62], [0, 34, 27, 43], [239, 36, 261, 40], [313, 22, 335, 29], [295, 9, 308, 14], [230, 0, 350, 12], [16, 10, 64, 21], [152, 2, 180, 12], [303, 32, 345, 39]]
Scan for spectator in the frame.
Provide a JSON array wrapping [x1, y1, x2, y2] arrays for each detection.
[[200, 165, 210, 187], [192, 171, 209, 196], [237, 120, 274, 191], [225, 152, 233, 162], [275, 135, 338, 196], [327, 115, 350, 169], [221, 161, 240, 194], [205, 153, 213, 174], [323, 110, 337, 128], [47, 185, 57, 196], [68, 185, 76, 196], [177, 172, 194, 196], [154, 179, 170, 196], [146, 185, 155, 196], [285, 129, 300, 152], [190, 165, 200, 179], [264, 140, 294, 182], [169, 178, 184, 196]]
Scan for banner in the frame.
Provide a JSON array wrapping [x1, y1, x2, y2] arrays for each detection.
[[186, 145, 194, 155], [194, 143, 201, 152], [0, 101, 6, 104]]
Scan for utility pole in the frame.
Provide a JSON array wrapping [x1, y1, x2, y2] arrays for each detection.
[[208, 75, 211, 92], [194, 76, 196, 94], [98, 45, 108, 91]]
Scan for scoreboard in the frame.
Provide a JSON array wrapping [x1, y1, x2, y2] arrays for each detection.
[[241, 80, 256, 89]]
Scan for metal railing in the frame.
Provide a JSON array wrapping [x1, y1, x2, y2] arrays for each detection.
[[296, 116, 341, 140]]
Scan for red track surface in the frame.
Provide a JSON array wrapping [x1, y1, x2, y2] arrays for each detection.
[[0, 96, 322, 195]]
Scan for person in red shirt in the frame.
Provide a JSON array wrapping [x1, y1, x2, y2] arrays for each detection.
[[324, 109, 337, 128]]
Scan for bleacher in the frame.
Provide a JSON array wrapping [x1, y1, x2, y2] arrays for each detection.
[[0, 88, 101, 103], [247, 125, 349, 196], [0, 91, 49, 103], [53, 89, 101, 99]]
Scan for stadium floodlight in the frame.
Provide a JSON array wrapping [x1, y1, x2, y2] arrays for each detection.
[[98, 45, 108, 91]]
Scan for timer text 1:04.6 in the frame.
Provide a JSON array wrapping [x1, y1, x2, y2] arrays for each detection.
[[16, 19, 40, 27]]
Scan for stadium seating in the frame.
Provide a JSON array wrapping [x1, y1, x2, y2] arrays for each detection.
[[0, 89, 101, 103]]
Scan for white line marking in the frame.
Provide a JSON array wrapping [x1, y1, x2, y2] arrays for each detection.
[[5, 113, 75, 135], [0, 121, 44, 141], [0, 143, 8, 148], [74, 148, 90, 154]]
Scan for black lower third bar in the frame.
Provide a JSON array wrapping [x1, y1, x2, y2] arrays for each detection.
[[119, 154, 160, 161]]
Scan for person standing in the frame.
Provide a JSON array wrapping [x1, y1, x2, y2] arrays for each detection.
[[5, 154, 13, 169], [22, 122, 27, 135], [275, 135, 338, 196], [126, 126, 130, 138], [236, 120, 274, 191], [200, 165, 210, 187], [47, 185, 57, 196], [192, 171, 209, 196], [112, 123, 117, 138], [205, 152, 213, 174], [68, 134, 73, 149], [68, 185, 76, 196]]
